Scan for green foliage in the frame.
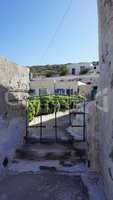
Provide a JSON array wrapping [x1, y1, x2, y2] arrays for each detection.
[[28, 94, 85, 121], [28, 99, 40, 121], [40, 96, 49, 114], [34, 100, 40, 116], [56, 96, 69, 111], [59, 66, 69, 76], [28, 101, 36, 122], [29, 64, 69, 77], [80, 68, 90, 75], [46, 71, 53, 77], [48, 97, 60, 113]]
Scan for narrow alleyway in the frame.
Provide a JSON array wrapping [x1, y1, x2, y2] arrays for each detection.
[[0, 106, 106, 200]]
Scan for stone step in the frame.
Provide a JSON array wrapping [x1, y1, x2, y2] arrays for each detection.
[[9, 159, 87, 174], [73, 141, 88, 150], [16, 143, 73, 161], [16, 143, 87, 162], [24, 136, 73, 145]]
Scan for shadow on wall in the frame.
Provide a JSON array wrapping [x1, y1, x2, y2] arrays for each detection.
[[29, 113, 70, 139], [28, 111, 84, 141], [0, 84, 27, 171]]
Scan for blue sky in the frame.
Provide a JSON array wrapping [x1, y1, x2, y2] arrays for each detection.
[[0, 0, 98, 66]]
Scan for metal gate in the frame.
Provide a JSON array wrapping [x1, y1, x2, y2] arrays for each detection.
[[25, 96, 86, 143]]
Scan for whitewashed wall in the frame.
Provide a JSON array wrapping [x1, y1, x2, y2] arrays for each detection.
[[30, 78, 78, 95], [67, 62, 94, 75]]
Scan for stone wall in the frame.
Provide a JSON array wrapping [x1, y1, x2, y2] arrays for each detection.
[[87, 101, 100, 172], [97, 1, 113, 199], [0, 57, 29, 172]]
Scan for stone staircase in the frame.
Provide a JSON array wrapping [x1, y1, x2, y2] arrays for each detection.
[[16, 143, 72, 161], [15, 140, 88, 165], [15, 115, 88, 171], [11, 141, 87, 174]]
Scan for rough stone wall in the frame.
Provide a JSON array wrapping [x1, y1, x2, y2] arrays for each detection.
[[0, 57, 29, 172], [97, 1, 113, 199], [87, 101, 100, 172]]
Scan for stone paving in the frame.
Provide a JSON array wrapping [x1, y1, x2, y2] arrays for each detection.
[[0, 165, 106, 200], [0, 172, 89, 200]]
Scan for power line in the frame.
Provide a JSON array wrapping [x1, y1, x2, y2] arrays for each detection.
[[41, 0, 73, 62]]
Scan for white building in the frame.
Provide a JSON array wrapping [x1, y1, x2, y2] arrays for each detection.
[[67, 62, 99, 76], [30, 72, 99, 99], [30, 76, 78, 96], [30, 61, 99, 98]]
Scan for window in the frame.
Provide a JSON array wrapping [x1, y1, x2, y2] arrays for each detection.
[[29, 89, 35, 94], [72, 68, 76, 75], [55, 89, 65, 95], [39, 88, 47, 96], [66, 89, 73, 95]]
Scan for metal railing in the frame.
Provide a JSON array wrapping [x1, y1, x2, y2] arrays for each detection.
[[25, 95, 87, 143]]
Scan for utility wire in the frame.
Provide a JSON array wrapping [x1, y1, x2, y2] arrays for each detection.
[[41, 0, 73, 61]]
